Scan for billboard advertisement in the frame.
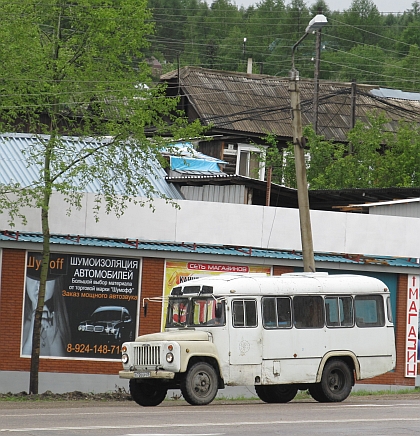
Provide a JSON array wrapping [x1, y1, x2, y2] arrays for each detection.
[[162, 260, 272, 329], [22, 252, 140, 360]]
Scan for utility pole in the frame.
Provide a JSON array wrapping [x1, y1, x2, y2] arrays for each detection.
[[312, 28, 322, 134], [289, 77, 316, 272], [243, 37, 246, 71], [348, 79, 357, 154], [312, 8, 323, 134], [289, 14, 328, 272]]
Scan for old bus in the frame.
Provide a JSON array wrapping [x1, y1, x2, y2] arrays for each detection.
[[119, 272, 396, 406]]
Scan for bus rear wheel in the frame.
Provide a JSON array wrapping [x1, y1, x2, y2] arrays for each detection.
[[129, 379, 167, 407], [181, 362, 218, 405], [255, 384, 298, 403], [317, 359, 353, 402]]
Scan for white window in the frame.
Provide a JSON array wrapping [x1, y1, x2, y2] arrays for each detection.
[[236, 144, 265, 180]]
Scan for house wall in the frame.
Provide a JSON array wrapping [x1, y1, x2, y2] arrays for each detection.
[[1, 192, 420, 259], [0, 247, 414, 394]]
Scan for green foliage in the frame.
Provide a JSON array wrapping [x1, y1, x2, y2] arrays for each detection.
[[0, 0, 204, 224], [0, 0, 204, 394], [142, 0, 420, 92], [276, 114, 420, 190]]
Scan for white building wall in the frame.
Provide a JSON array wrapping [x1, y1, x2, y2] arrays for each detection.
[[0, 192, 419, 259]]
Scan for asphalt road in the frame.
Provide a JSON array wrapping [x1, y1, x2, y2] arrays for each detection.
[[1, 395, 420, 435]]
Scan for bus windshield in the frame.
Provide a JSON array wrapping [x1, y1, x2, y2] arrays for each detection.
[[166, 297, 225, 328], [166, 297, 189, 327]]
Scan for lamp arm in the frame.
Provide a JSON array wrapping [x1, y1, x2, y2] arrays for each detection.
[[291, 32, 309, 71]]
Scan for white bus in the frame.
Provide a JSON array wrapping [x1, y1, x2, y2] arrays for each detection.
[[119, 272, 396, 406]]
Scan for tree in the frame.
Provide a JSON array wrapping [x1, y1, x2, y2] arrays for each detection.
[[276, 113, 420, 190], [338, 0, 383, 51], [148, 0, 187, 62], [331, 44, 387, 84], [0, 0, 202, 394]]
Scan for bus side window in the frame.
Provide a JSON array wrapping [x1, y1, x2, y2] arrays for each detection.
[[293, 296, 324, 328], [325, 296, 353, 327], [325, 297, 340, 326], [262, 297, 291, 328], [262, 298, 276, 328], [277, 297, 291, 327], [355, 295, 385, 327], [232, 299, 257, 328]]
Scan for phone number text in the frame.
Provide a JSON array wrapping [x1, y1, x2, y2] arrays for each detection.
[[66, 344, 121, 354]]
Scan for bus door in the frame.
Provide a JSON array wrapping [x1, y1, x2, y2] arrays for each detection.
[[229, 298, 262, 365], [261, 295, 326, 384]]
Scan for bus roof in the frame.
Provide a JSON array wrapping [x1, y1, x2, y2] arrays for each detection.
[[170, 273, 389, 297]]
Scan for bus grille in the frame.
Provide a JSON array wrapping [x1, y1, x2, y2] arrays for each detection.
[[134, 345, 161, 366]]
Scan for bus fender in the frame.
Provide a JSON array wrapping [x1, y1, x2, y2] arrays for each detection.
[[316, 351, 361, 383]]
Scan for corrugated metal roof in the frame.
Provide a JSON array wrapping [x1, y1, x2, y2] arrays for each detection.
[[161, 67, 420, 142], [0, 133, 183, 199], [1, 230, 418, 269]]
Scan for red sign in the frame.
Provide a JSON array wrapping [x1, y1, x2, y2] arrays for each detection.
[[187, 263, 250, 273]]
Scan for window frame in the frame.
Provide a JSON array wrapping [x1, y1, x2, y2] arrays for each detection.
[[324, 295, 354, 328], [232, 299, 258, 328], [354, 295, 385, 328], [262, 296, 292, 329]]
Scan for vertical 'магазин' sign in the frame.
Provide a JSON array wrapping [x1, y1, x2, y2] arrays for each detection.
[[405, 274, 419, 377]]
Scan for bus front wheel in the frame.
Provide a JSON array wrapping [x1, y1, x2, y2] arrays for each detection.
[[255, 384, 298, 403], [181, 362, 218, 405], [129, 379, 167, 407], [318, 359, 353, 402]]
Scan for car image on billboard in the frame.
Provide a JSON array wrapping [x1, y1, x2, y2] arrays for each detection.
[[78, 305, 134, 344]]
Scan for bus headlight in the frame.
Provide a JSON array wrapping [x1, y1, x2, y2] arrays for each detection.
[[166, 352, 174, 363], [122, 354, 129, 364]]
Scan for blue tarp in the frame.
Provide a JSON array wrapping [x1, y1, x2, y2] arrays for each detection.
[[170, 156, 222, 172]]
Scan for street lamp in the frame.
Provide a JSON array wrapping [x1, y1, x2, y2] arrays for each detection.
[[289, 14, 328, 272]]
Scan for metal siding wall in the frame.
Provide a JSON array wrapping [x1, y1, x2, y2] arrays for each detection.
[[371, 203, 420, 218], [180, 186, 203, 201], [180, 185, 245, 204]]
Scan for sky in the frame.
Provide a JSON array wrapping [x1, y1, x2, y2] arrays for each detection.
[[233, 0, 416, 13]]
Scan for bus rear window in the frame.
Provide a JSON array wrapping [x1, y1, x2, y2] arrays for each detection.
[[355, 295, 385, 327]]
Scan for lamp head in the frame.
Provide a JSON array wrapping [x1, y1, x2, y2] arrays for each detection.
[[305, 14, 328, 33]]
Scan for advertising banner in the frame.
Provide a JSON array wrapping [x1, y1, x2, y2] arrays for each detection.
[[162, 260, 272, 329], [22, 252, 140, 360]]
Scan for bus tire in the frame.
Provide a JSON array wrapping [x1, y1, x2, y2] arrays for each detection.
[[319, 359, 353, 402], [181, 362, 218, 405], [308, 384, 329, 402], [255, 384, 298, 403], [129, 379, 167, 407]]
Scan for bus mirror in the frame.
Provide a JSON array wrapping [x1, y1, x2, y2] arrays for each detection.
[[143, 301, 148, 317]]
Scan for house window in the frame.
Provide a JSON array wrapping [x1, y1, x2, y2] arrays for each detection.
[[236, 144, 265, 180]]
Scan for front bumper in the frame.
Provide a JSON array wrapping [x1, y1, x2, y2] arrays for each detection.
[[119, 370, 175, 380]]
